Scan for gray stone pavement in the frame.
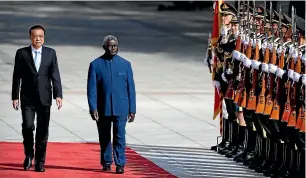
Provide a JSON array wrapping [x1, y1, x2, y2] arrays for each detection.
[[0, 2, 264, 177]]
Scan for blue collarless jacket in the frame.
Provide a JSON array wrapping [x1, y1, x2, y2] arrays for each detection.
[[87, 55, 136, 117]]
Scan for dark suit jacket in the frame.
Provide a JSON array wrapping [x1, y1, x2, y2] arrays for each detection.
[[87, 55, 136, 117], [11, 46, 63, 106]]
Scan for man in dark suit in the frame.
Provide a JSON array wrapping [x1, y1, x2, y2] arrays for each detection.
[[87, 35, 136, 174], [11, 24, 63, 172]]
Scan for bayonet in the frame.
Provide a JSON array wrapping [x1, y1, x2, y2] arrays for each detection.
[[263, 1, 267, 40], [278, 5, 283, 46]]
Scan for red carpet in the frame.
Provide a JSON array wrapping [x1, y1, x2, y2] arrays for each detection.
[[0, 142, 176, 178]]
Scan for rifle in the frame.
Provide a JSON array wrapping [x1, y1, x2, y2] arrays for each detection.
[[263, 1, 277, 115], [246, 0, 259, 110], [233, 1, 248, 104], [287, 55, 301, 127], [296, 84, 305, 132], [270, 5, 284, 120], [236, 1, 251, 108], [287, 8, 301, 127], [282, 6, 297, 123], [255, 1, 269, 114], [282, 58, 295, 122]]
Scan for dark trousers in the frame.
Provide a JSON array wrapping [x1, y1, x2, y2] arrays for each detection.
[[21, 103, 51, 167], [97, 116, 127, 167]]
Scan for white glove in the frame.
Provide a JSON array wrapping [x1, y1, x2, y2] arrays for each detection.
[[226, 68, 233, 75], [277, 46, 283, 54], [261, 63, 269, 73], [293, 72, 301, 82], [292, 49, 298, 60], [289, 45, 295, 54], [221, 73, 228, 83], [276, 68, 285, 78], [288, 69, 294, 79], [302, 74, 306, 86], [233, 50, 241, 60], [213, 80, 221, 95], [268, 43, 273, 50], [251, 60, 261, 70], [220, 25, 228, 36], [269, 64, 278, 74], [241, 33, 245, 42], [262, 41, 267, 50], [244, 58, 252, 68], [244, 36, 249, 45], [257, 39, 262, 50]]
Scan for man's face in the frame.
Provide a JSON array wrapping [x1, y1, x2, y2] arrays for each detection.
[[232, 23, 239, 34], [222, 14, 232, 25], [272, 23, 278, 34], [30, 28, 44, 49], [104, 40, 118, 56], [281, 26, 287, 36]]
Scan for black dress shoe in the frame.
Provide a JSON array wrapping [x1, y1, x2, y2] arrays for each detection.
[[34, 168, 45, 172], [103, 164, 111, 171], [233, 150, 245, 161], [116, 166, 124, 174], [23, 157, 32, 170]]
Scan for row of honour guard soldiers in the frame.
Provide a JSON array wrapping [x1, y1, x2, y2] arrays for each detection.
[[207, 1, 305, 178]]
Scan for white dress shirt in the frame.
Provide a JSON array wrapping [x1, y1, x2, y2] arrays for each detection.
[[31, 45, 42, 72]]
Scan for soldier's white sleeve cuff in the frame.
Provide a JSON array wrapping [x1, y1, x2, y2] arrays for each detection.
[[302, 74, 306, 86], [288, 69, 294, 79], [269, 64, 278, 74], [276, 68, 285, 78], [233, 50, 241, 60], [241, 54, 247, 63], [244, 58, 252, 68], [261, 63, 269, 73], [221, 73, 228, 83], [293, 72, 301, 82], [251, 60, 261, 70], [238, 54, 245, 62]]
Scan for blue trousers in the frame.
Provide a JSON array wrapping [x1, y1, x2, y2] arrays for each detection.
[[96, 116, 127, 167]]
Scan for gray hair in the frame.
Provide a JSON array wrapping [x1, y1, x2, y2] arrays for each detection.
[[103, 35, 118, 46]]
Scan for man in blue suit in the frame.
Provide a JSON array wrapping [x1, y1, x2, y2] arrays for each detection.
[[87, 35, 136, 174]]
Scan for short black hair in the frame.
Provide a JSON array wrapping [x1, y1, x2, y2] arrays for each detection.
[[29, 25, 45, 35]]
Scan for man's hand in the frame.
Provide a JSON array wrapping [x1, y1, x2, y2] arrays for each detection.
[[90, 110, 99, 121], [56, 97, 62, 110], [128, 113, 135, 123], [12, 100, 19, 110]]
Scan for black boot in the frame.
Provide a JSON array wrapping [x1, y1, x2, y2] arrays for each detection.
[[226, 125, 246, 158], [271, 141, 291, 178], [234, 125, 256, 162], [211, 118, 230, 151], [298, 149, 305, 178], [218, 116, 237, 155], [249, 136, 268, 169], [243, 133, 260, 166], [263, 139, 280, 177], [289, 148, 300, 178]]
